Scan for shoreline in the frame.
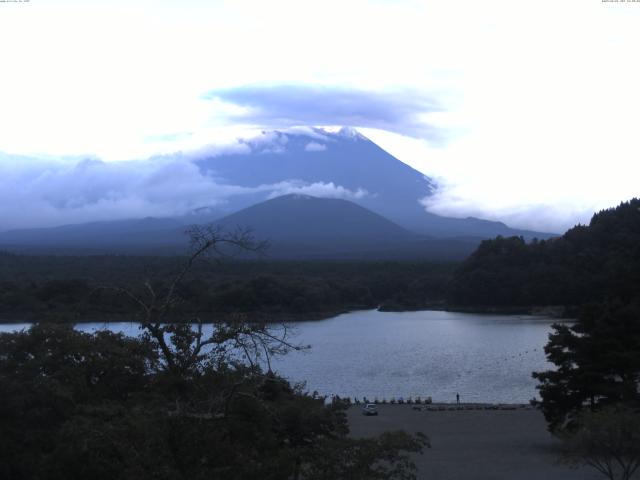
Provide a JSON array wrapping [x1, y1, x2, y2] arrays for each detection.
[[0, 304, 574, 325], [334, 398, 539, 409], [356, 402, 536, 410], [382, 304, 574, 317]]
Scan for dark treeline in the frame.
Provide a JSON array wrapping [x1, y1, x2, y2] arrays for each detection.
[[3, 199, 639, 322], [449, 198, 640, 309], [0, 255, 454, 322], [0, 228, 429, 480]]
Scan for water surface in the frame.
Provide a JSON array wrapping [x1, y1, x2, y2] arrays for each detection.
[[0, 309, 562, 403]]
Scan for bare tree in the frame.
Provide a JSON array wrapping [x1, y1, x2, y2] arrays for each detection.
[[101, 225, 305, 378]]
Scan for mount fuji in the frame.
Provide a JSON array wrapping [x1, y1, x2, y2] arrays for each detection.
[[192, 127, 551, 239], [0, 127, 554, 257]]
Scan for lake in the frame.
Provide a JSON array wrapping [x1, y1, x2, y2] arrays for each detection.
[[0, 309, 562, 403]]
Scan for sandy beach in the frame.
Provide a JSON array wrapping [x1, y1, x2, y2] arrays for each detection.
[[348, 404, 604, 480]]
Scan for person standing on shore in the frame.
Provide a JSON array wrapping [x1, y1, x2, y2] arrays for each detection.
[[456, 393, 460, 404]]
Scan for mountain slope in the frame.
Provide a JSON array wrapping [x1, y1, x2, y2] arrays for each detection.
[[0, 127, 554, 257], [196, 127, 554, 239], [212, 194, 477, 260], [0, 195, 479, 260], [0, 217, 186, 253], [215, 194, 415, 242]]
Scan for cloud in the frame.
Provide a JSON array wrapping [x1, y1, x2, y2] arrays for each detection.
[[266, 181, 367, 200], [0, 146, 368, 231], [0, 0, 638, 235], [0, 156, 237, 230], [205, 85, 441, 140], [419, 185, 597, 235], [304, 142, 327, 152]]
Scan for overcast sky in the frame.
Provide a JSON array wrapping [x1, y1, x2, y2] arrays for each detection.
[[0, 0, 638, 232]]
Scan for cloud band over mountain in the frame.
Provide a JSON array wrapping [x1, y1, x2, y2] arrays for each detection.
[[205, 85, 441, 139], [0, 149, 368, 231]]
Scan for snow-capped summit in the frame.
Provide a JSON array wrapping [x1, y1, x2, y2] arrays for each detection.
[[336, 126, 367, 140]]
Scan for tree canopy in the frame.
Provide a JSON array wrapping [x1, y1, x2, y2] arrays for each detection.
[[0, 227, 428, 479], [533, 301, 640, 432], [449, 198, 640, 308]]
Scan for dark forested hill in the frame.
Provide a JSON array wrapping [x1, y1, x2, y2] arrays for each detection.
[[0, 194, 480, 261], [0, 253, 456, 322], [212, 194, 478, 260], [449, 198, 640, 308], [215, 193, 416, 243]]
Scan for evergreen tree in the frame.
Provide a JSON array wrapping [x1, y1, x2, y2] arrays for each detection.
[[533, 301, 640, 432]]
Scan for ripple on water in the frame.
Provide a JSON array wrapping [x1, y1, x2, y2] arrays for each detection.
[[0, 310, 563, 403]]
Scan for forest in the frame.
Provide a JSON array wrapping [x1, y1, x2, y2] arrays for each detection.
[[1, 228, 431, 480], [1, 200, 640, 479], [449, 199, 640, 309], [443, 199, 640, 477], [0, 255, 454, 322], [2, 200, 640, 323], [1, 199, 639, 325]]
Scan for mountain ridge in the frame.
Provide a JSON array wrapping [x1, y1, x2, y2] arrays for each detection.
[[194, 127, 555, 239], [0, 194, 479, 260], [0, 127, 556, 258]]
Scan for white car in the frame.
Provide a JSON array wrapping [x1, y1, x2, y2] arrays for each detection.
[[362, 404, 378, 416]]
